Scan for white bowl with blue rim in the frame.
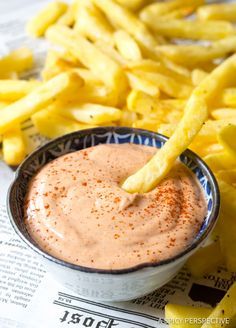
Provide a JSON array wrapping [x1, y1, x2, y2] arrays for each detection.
[[7, 127, 220, 301]]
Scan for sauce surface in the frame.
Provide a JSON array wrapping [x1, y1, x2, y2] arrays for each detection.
[[24, 144, 207, 270]]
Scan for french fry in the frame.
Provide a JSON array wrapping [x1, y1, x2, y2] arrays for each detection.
[[90, 0, 157, 52], [201, 282, 236, 328], [211, 109, 236, 120], [165, 304, 212, 328], [142, 18, 235, 41], [0, 101, 12, 110], [74, 69, 102, 85], [221, 88, 236, 107], [132, 70, 192, 99], [26, 1, 68, 37], [152, 99, 186, 112], [217, 179, 236, 220], [140, 0, 204, 19], [114, 30, 142, 61], [217, 169, 236, 186], [119, 109, 137, 127], [191, 69, 208, 86], [127, 90, 158, 115], [190, 142, 223, 158], [163, 6, 196, 19], [186, 242, 224, 278], [220, 210, 236, 272], [0, 72, 83, 135], [94, 40, 126, 66], [74, 0, 114, 44], [2, 125, 26, 165], [57, 1, 77, 26], [162, 110, 183, 124], [46, 25, 128, 102], [199, 119, 236, 141], [41, 49, 81, 81], [0, 80, 41, 101], [218, 124, 236, 157], [197, 3, 236, 22], [156, 36, 236, 66], [157, 123, 177, 137], [204, 152, 236, 172], [76, 83, 118, 107], [32, 109, 95, 139], [0, 71, 18, 80], [127, 90, 185, 118], [42, 57, 77, 81], [126, 72, 160, 97], [0, 48, 33, 75], [122, 54, 236, 193], [133, 119, 161, 132], [126, 59, 192, 85], [115, 0, 146, 11], [55, 103, 121, 124]]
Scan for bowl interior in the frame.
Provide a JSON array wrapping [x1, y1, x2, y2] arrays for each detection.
[[8, 127, 220, 273]]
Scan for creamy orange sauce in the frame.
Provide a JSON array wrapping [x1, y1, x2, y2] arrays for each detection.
[[24, 144, 207, 270]]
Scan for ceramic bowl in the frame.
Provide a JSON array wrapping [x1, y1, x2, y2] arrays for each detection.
[[7, 127, 220, 301]]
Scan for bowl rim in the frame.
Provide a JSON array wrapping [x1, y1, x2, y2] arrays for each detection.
[[7, 126, 220, 275]]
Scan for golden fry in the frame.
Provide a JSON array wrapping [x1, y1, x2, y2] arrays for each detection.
[[127, 90, 157, 115], [201, 281, 236, 328], [0, 72, 83, 134], [27, 1, 68, 37], [74, 0, 114, 44], [46, 25, 128, 102], [165, 304, 211, 328], [114, 30, 142, 61], [156, 36, 236, 67], [126, 72, 160, 97], [126, 59, 191, 85], [187, 242, 224, 278], [115, 0, 146, 11], [57, 2, 77, 26], [0, 48, 33, 75], [132, 70, 192, 98], [221, 87, 236, 107], [191, 68, 208, 86], [204, 152, 236, 172], [2, 125, 26, 165], [163, 6, 195, 19], [197, 3, 236, 22], [94, 40, 126, 66], [91, 0, 157, 51], [119, 109, 137, 127], [142, 17, 235, 41], [211, 108, 236, 120], [0, 101, 12, 110], [55, 103, 121, 124], [132, 119, 161, 132], [0, 80, 41, 101], [218, 124, 236, 157], [122, 54, 236, 193], [32, 109, 95, 139], [140, 0, 204, 19]]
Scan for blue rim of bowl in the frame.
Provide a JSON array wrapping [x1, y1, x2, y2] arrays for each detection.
[[7, 127, 220, 275]]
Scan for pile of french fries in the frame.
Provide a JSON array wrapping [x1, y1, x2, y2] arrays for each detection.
[[0, 0, 236, 324]]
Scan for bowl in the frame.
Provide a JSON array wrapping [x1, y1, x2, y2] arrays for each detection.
[[7, 127, 220, 301]]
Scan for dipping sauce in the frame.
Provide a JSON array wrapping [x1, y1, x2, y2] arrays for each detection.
[[24, 144, 207, 270]]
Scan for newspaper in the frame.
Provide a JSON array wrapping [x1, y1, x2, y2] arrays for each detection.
[[0, 1, 235, 327]]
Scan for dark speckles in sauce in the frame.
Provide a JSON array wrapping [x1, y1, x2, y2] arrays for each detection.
[[24, 144, 207, 270]]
